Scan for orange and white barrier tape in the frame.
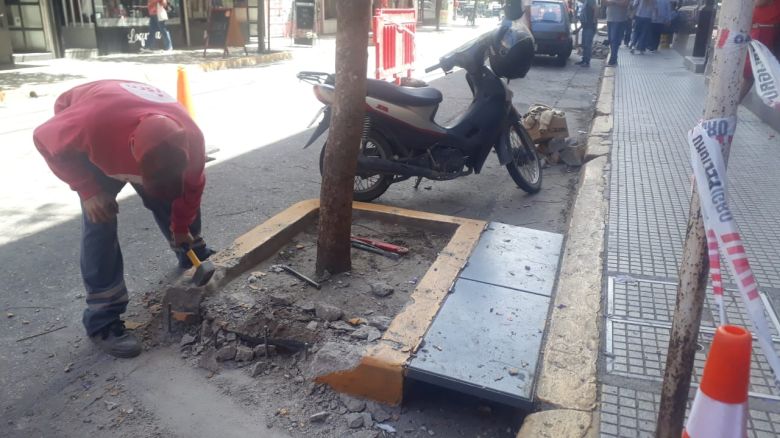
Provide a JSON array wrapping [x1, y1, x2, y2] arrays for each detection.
[[689, 120, 780, 389], [748, 39, 780, 111]]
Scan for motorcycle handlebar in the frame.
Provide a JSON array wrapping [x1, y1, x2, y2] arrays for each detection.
[[424, 63, 441, 73]]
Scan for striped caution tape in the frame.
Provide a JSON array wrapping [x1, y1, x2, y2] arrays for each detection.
[[689, 121, 780, 390], [714, 28, 779, 111], [748, 39, 780, 111]]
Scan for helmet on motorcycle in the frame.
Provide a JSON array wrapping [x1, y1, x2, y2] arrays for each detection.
[[488, 22, 535, 79]]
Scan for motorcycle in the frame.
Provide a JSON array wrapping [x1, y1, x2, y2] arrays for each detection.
[[297, 20, 541, 202]]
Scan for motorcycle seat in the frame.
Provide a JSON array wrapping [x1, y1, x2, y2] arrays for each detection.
[[366, 79, 443, 107]]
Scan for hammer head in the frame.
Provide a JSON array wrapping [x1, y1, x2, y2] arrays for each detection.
[[192, 260, 216, 286]]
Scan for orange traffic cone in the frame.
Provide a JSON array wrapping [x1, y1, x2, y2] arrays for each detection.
[[682, 325, 751, 438], [177, 66, 195, 118]]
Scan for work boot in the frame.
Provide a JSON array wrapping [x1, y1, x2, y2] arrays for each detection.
[[90, 320, 142, 358], [176, 237, 216, 269]]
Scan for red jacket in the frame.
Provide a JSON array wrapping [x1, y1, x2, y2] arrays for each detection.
[[33, 80, 205, 233]]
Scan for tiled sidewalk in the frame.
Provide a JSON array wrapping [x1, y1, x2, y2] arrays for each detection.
[[599, 48, 780, 437]]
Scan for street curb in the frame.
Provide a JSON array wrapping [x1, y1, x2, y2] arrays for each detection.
[[199, 51, 292, 72], [516, 65, 614, 437], [193, 199, 485, 404]]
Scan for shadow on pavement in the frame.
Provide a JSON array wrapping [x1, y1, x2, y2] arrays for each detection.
[[0, 72, 86, 91]]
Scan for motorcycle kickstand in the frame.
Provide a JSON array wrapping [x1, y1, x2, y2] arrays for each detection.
[[413, 176, 424, 190]]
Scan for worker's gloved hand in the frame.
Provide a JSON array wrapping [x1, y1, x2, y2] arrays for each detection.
[[172, 231, 194, 248], [83, 192, 119, 223], [173, 235, 216, 269]]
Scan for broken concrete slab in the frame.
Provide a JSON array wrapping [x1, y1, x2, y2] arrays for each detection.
[[345, 412, 364, 428], [315, 303, 343, 322], [216, 344, 237, 362], [307, 341, 364, 379], [340, 394, 366, 413], [235, 345, 254, 362]]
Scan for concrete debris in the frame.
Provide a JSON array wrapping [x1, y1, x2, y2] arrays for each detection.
[[330, 320, 356, 332], [198, 348, 220, 373], [376, 423, 396, 433], [306, 321, 318, 331], [350, 326, 371, 340], [200, 321, 211, 341], [225, 332, 237, 342], [368, 316, 392, 332], [253, 344, 277, 357], [235, 345, 254, 362], [361, 412, 373, 428], [340, 394, 366, 413], [216, 344, 237, 361], [298, 302, 316, 312], [180, 334, 197, 347], [309, 411, 329, 423], [250, 361, 267, 377], [369, 283, 395, 298], [366, 327, 382, 342], [269, 293, 292, 306], [105, 401, 118, 411], [315, 303, 343, 321], [293, 375, 305, 384], [508, 368, 520, 376], [367, 402, 391, 423], [307, 341, 363, 379], [345, 412, 364, 429]]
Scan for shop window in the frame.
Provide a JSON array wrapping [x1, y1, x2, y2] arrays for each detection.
[[92, 0, 181, 26]]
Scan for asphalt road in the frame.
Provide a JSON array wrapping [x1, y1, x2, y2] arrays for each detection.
[[0, 24, 603, 437]]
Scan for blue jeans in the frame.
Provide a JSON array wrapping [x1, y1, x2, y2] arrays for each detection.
[[607, 21, 627, 64], [81, 162, 204, 336], [148, 15, 172, 50], [623, 18, 633, 45], [581, 26, 596, 64], [631, 16, 652, 52]]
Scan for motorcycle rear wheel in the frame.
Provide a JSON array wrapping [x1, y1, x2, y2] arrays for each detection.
[[506, 123, 543, 194], [319, 130, 394, 202]]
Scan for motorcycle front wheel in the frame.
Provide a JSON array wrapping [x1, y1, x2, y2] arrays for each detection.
[[506, 123, 543, 194], [319, 130, 394, 202]]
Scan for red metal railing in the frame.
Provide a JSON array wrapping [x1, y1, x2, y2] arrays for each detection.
[[373, 8, 416, 82]]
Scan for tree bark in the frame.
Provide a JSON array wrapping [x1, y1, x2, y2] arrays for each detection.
[[257, 0, 266, 54], [656, 0, 753, 435], [315, 0, 371, 276]]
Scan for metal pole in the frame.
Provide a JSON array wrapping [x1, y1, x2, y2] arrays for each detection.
[[655, 0, 754, 436]]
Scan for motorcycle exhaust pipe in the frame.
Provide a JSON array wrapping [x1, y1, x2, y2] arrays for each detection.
[[357, 157, 451, 179]]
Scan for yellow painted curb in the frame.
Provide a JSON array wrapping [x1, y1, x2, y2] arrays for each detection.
[[210, 199, 486, 404]]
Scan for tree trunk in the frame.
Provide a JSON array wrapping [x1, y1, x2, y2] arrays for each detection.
[[256, 0, 266, 53], [435, 0, 442, 30], [315, 0, 371, 276], [655, 0, 753, 435]]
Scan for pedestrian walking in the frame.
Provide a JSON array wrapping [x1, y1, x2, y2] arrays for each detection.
[[648, 0, 671, 52], [630, 0, 654, 54], [740, 0, 780, 101], [576, 0, 598, 67], [32, 80, 214, 358], [606, 0, 630, 65], [147, 0, 172, 51]]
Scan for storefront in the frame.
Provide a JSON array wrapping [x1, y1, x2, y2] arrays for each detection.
[[5, 0, 58, 53], [55, 0, 188, 54]]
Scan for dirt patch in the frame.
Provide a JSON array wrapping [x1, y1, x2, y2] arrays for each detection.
[[171, 217, 453, 437]]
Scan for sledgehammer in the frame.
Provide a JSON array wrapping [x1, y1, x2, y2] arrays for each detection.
[[183, 246, 215, 286]]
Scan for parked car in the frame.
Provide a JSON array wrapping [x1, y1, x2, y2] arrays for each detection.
[[529, 0, 573, 66]]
